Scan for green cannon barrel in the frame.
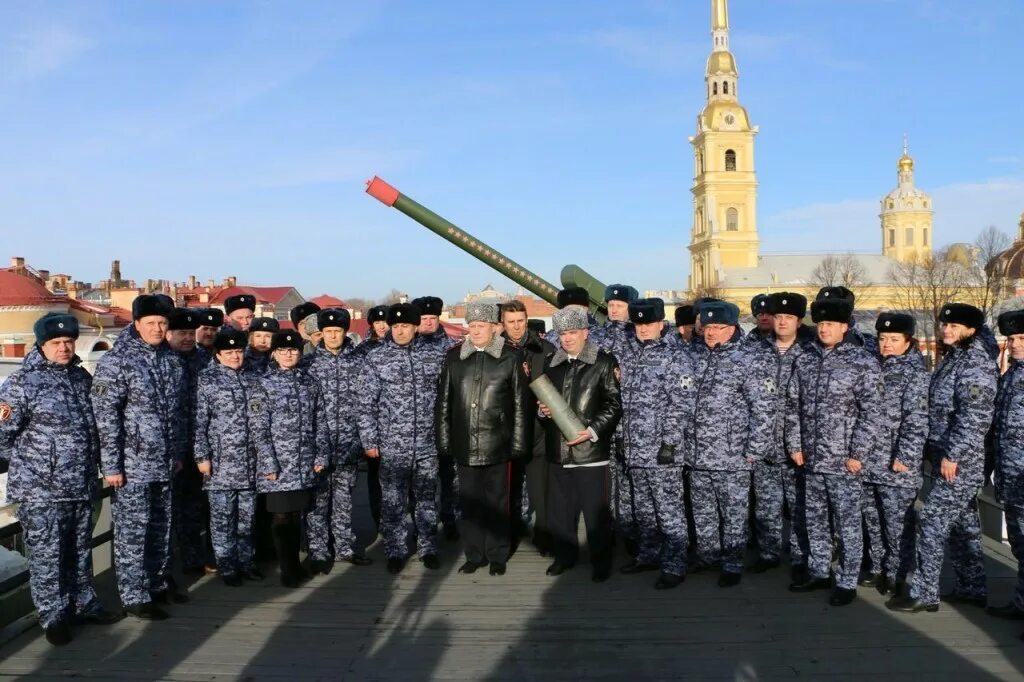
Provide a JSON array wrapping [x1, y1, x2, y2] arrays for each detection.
[[366, 177, 561, 306], [560, 264, 608, 316]]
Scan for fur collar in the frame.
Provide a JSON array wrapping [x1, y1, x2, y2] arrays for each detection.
[[459, 334, 506, 360], [550, 340, 598, 367]]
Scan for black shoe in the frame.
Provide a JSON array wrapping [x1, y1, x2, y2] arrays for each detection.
[[422, 555, 440, 570], [986, 602, 1024, 620], [125, 602, 170, 621], [940, 591, 987, 608], [75, 608, 125, 625], [592, 566, 611, 583], [891, 581, 907, 599], [789, 577, 831, 593], [654, 572, 684, 590], [242, 568, 265, 581], [44, 621, 72, 646], [829, 587, 857, 606], [620, 560, 659, 575], [341, 555, 374, 567], [387, 558, 405, 574], [875, 575, 892, 597], [624, 538, 639, 559], [308, 559, 334, 576], [546, 561, 572, 576], [489, 562, 507, 576], [790, 564, 808, 584], [748, 557, 780, 574], [222, 574, 243, 587], [151, 589, 189, 605], [857, 573, 879, 587], [444, 524, 461, 542], [718, 571, 742, 588], [182, 564, 206, 576], [458, 560, 486, 574], [887, 595, 938, 613]]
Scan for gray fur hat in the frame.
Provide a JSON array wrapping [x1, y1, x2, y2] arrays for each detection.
[[466, 301, 499, 324], [553, 307, 588, 332], [303, 313, 320, 334]]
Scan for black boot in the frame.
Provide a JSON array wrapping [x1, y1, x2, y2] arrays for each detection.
[[44, 621, 72, 646], [272, 522, 296, 587]]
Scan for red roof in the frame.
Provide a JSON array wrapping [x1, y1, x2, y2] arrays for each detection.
[[310, 294, 347, 309], [0, 270, 64, 305], [441, 321, 468, 339], [209, 285, 295, 307]]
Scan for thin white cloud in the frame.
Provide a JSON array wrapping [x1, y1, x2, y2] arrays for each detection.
[[5, 25, 92, 80]]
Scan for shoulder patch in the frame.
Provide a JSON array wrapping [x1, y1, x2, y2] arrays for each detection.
[[91, 382, 109, 398], [0, 402, 11, 422], [969, 385, 983, 401]]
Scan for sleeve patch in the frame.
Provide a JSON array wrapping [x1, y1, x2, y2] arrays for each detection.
[[91, 382, 108, 398], [969, 385, 983, 401], [249, 398, 263, 416], [680, 375, 694, 390], [0, 402, 11, 422], [763, 377, 777, 394]]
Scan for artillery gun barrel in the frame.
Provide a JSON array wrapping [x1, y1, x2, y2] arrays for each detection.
[[365, 176, 561, 306], [560, 264, 608, 315]]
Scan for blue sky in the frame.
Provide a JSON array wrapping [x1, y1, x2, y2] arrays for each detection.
[[2, 0, 1023, 304]]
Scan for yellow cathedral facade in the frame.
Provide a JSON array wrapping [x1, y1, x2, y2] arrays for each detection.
[[686, 0, 942, 312]]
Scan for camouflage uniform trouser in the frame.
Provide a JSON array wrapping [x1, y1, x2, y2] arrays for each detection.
[[381, 456, 438, 560], [18, 501, 102, 628], [689, 469, 750, 575], [174, 463, 207, 569], [910, 478, 987, 606], [630, 466, 687, 577], [1005, 504, 1024, 610], [112, 481, 173, 607], [805, 472, 862, 590], [438, 456, 460, 527], [613, 453, 638, 542], [752, 460, 807, 565], [862, 483, 917, 584], [305, 464, 360, 561], [207, 489, 256, 578]]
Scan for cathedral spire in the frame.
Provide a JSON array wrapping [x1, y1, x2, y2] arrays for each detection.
[[712, 0, 730, 52]]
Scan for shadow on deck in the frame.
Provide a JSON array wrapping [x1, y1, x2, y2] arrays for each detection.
[[3, 475, 1024, 681]]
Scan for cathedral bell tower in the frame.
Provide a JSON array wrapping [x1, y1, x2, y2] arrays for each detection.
[[687, 0, 760, 293], [880, 137, 933, 263]]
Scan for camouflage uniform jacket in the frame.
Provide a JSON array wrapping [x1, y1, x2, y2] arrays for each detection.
[[193, 362, 259, 490], [760, 327, 815, 464], [306, 340, 365, 467], [994, 359, 1024, 505]]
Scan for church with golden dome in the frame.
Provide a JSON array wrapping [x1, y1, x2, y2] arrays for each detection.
[[686, 0, 956, 312]]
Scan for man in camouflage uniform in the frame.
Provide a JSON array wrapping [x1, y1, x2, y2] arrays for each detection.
[[166, 308, 210, 574], [816, 286, 878, 355], [743, 293, 773, 347], [687, 301, 774, 586], [223, 294, 256, 332], [750, 292, 813, 579], [890, 303, 998, 613], [291, 302, 322, 355], [246, 317, 278, 374], [193, 328, 263, 586], [93, 294, 188, 620], [305, 308, 373, 574], [667, 305, 696, 347], [0, 314, 122, 645], [358, 303, 442, 574], [588, 284, 638, 352], [412, 296, 461, 541], [194, 308, 223, 356], [988, 309, 1024, 623], [357, 304, 390, 531], [860, 313, 929, 597], [616, 299, 695, 590], [786, 297, 883, 607]]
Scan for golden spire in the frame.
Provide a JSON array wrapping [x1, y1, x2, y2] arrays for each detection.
[[712, 0, 730, 32], [898, 134, 914, 173]]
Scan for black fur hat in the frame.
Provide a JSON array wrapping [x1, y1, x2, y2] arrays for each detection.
[[998, 309, 1024, 337], [387, 303, 421, 326], [224, 294, 256, 314], [556, 287, 589, 309], [527, 319, 546, 334], [168, 308, 201, 331], [412, 296, 443, 316], [367, 305, 388, 323], [940, 303, 984, 330], [198, 308, 224, 327], [213, 328, 248, 352], [700, 301, 740, 326], [628, 298, 665, 324], [318, 308, 351, 331], [270, 331, 304, 351], [767, 292, 807, 318], [250, 317, 279, 333], [33, 313, 79, 345], [811, 299, 853, 324], [675, 305, 696, 326], [876, 312, 915, 336], [132, 294, 173, 321], [750, 293, 771, 316], [289, 302, 321, 327], [816, 286, 855, 306]]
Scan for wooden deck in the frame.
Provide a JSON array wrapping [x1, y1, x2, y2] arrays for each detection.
[[4, 477, 1024, 681]]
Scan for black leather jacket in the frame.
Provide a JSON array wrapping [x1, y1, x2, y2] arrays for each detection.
[[504, 329, 556, 458], [436, 335, 532, 466], [541, 341, 621, 466]]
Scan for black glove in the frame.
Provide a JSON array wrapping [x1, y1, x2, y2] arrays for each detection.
[[657, 444, 676, 466]]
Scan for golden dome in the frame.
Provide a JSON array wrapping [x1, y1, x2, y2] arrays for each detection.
[[898, 153, 914, 172], [706, 51, 737, 75]]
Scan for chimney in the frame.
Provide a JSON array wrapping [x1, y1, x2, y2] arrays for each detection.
[[38, 269, 50, 282], [207, 279, 215, 288], [10, 256, 25, 269], [188, 275, 197, 289], [224, 276, 237, 288]]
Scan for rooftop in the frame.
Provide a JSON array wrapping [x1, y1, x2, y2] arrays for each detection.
[[719, 253, 899, 289]]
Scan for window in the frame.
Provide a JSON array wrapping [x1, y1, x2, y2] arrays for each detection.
[[725, 149, 736, 171], [712, 82, 718, 95], [696, 208, 704, 234], [726, 208, 739, 231], [923, 228, 928, 246], [723, 82, 729, 95], [905, 228, 914, 246], [889, 229, 896, 247], [887, 200, 894, 209]]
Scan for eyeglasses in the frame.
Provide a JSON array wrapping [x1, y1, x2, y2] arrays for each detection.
[[275, 348, 300, 354]]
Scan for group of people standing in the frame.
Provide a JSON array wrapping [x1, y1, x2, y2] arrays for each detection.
[[4, 280, 1024, 646]]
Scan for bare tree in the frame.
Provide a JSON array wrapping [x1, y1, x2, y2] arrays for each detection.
[[380, 289, 407, 305], [810, 253, 870, 290], [342, 297, 374, 315], [691, 284, 724, 301], [972, 225, 1012, 313]]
